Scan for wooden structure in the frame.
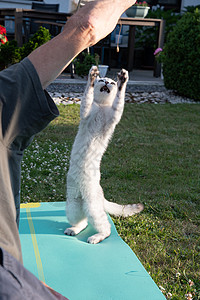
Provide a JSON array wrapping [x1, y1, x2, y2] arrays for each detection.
[[0, 8, 165, 77], [119, 17, 165, 77], [0, 8, 69, 46]]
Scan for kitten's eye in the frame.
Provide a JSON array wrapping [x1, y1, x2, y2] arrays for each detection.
[[98, 79, 104, 83], [111, 82, 115, 85]]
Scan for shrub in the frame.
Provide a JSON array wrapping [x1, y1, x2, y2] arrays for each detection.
[[184, 5, 200, 13], [0, 40, 20, 68], [74, 52, 97, 77], [0, 27, 51, 68], [19, 26, 51, 60], [135, 8, 181, 49], [162, 9, 200, 101]]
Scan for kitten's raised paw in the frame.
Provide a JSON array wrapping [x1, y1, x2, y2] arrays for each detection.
[[117, 69, 129, 90], [89, 66, 99, 86]]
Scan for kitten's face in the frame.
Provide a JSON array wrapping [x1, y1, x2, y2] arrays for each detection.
[[93, 77, 117, 105]]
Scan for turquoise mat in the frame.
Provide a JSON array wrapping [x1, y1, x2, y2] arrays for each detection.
[[19, 202, 165, 300]]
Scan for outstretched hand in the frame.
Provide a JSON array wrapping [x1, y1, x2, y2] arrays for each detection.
[[65, 0, 136, 46]]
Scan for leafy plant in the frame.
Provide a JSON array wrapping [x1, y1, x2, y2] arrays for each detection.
[[19, 26, 51, 60], [162, 9, 200, 101], [0, 40, 21, 68], [154, 47, 164, 63], [74, 52, 98, 77], [0, 26, 51, 69], [183, 5, 200, 13], [135, 8, 181, 48]]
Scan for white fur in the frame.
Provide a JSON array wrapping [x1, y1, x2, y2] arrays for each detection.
[[64, 66, 144, 244]]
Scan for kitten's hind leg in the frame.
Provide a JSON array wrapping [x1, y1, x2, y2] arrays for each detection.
[[64, 219, 88, 236], [65, 188, 88, 236], [83, 186, 111, 244], [87, 211, 111, 244]]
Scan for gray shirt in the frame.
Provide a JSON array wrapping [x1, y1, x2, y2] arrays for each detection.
[[0, 58, 59, 262]]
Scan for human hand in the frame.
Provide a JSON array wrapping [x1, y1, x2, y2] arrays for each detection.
[[65, 0, 136, 46], [42, 282, 69, 300]]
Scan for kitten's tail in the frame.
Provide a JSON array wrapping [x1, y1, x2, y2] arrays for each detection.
[[104, 199, 144, 217]]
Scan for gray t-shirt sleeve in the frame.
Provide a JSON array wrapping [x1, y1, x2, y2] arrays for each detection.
[[1, 57, 59, 149]]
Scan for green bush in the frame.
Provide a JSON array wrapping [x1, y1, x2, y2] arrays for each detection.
[[135, 8, 181, 49], [19, 26, 51, 60], [0, 40, 20, 68], [183, 5, 200, 13], [74, 52, 97, 77], [0, 27, 51, 68], [162, 9, 200, 101]]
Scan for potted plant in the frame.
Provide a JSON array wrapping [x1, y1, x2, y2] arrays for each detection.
[[125, 1, 150, 18]]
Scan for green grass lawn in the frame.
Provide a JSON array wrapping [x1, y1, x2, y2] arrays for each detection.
[[21, 103, 200, 300]]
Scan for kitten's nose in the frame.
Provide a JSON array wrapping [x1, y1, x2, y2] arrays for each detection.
[[105, 81, 109, 85]]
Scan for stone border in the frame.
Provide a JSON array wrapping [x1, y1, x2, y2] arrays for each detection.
[[48, 87, 199, 105]]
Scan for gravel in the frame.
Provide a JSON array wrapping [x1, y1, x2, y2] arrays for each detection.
[[47, 82, 199, 105]]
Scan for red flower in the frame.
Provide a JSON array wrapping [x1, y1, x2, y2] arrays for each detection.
[[0, 25, 6, 35], [0, 36, 8, 44]]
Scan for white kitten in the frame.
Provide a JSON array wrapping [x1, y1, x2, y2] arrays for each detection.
[[64, 66, 144, 244]]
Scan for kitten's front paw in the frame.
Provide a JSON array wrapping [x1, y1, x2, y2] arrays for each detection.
[[117, 69, 129, 90], [89, 66, 99, 86]]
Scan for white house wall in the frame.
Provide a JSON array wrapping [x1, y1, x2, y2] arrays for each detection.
[[0, 0, 77, 12], [42, 0, 77, 13], [0, 0, 31, 9], [0, 0, 200, 13]]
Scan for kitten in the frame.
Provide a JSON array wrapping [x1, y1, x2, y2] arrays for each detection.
[[64, 66, 144, 244]]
